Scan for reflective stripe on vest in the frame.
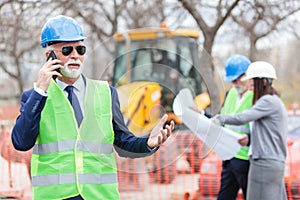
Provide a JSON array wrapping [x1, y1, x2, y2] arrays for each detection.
[[221, 88, 253, 160], [225, 125, 250, 134], [32, 79, 119, 200], [32, 173, 117, 186], [33, 139, 113, 154]]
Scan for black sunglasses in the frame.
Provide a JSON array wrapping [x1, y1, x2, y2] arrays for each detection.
[[56, 45, 86, 56]]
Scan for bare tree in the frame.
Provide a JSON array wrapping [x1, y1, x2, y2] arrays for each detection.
[[285, 13, 300, 40], [231, 0, 300, 61], [61, 0, 181, 79], [178, 0, 241, 114], [283, 41, 300, 102], [120, 0, 179, 28], [55, 0, 128, 54], [0, 1, 54, 98]]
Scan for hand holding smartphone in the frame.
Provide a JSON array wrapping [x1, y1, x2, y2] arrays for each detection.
[[46, 51, 61, 79]]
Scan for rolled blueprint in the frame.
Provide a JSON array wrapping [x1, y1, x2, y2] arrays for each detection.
[[173, 88, 242, 160]]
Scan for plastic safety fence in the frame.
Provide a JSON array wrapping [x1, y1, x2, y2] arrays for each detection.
[[197, 137, 300, 200], [198, 154, 244, 200], [0, 128, 32, 199], [3, 127, 299, 200], [285, 138, 300, 200], [118, 131, 209, 200]]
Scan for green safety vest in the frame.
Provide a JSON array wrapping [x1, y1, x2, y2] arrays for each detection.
[[221, 88, 253, 160], [31, 79, 119, 200]]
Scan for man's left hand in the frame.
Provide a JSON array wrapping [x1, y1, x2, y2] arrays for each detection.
[[147, 114, 174, 149]]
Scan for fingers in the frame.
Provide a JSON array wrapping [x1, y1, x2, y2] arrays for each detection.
[[211, 115, 223, 126], [49, 64, 63, 76], [211, 117, 221, 125], [43, 59, 62, 77], [159, 129, 168, 143], [159, 114, 168, 127], [169, 120, 175, 131], [156, 135, 162, 146], [147, 115, 174, 148], [157, 120, 174, 145], [48, 59, 63, 73], [36, 59, 62, 91], [165, 121, 174, 136], [150, 114, 168, 137]]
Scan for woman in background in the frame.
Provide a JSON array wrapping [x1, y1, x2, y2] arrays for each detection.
[[214, 61, 287, 200]]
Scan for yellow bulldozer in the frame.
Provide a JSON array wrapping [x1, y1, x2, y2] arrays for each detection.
[[112, 24, 211, 134], [110, 24, 212, 185]]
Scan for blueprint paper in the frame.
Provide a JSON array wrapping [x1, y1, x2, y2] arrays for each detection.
[[173, 88, 242, 160]]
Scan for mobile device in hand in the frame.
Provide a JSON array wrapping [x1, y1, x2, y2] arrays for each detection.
[[46, 51, 60, 79]]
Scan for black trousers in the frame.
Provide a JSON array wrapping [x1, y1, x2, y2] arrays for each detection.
[[217, 157, 250, 200]]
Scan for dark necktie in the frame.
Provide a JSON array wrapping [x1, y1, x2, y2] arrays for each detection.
[[65, 85, 83, 126]]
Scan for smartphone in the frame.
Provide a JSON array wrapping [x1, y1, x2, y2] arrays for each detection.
[[46, 51, 60, 79]]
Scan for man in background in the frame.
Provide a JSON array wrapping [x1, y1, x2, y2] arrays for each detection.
[[217, 54, 252, 200]]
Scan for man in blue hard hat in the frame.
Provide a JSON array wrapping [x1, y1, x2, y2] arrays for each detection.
[[217, 54, 253, 200], [11, 15, 174, 200]]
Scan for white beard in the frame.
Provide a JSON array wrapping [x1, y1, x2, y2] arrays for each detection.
[[234, 84, 246, 95], [60, 59, 83, 79]]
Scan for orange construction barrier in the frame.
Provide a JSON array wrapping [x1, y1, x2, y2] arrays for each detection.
[[118, 131, 206, 200], [285, 138, 300, 200], [0, 127, 32, 199], [117, 156, 148, 192]]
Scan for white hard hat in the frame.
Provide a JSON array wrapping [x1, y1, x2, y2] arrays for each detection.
[[242, 61, 277, 81]]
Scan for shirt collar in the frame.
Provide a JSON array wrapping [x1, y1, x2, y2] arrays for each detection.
[[56, 75, 85, 92]]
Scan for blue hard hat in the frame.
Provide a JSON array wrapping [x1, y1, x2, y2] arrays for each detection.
[[40, 15, 86, 48], [224, 54, 251, 82]]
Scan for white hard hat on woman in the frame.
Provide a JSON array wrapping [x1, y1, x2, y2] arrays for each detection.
[[242, 61, 277, 81]]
